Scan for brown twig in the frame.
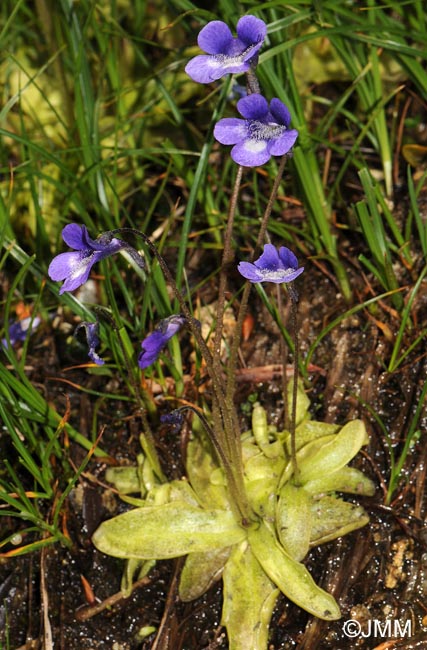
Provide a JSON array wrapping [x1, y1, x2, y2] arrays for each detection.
[[75, 575, 151, 621]]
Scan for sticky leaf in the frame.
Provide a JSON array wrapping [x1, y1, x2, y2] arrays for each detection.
[[276, 483, 312, 561], [297, 420, 369, 484], [310, 496, 369, 545], [179, 546, 232, 601], [248, 521, 341, 620], [221, 541, 279, 650], [303, 466, 375, 496], [92, 502, 246, 559]]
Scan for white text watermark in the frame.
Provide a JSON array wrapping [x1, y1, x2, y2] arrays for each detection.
[[342, 619, 412, 639]]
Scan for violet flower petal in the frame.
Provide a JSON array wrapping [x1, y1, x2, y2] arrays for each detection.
[[230, 139, 270, 167], [236, 261, 264, 282], [254, 243, 280, 270], [214, 94, 298, 167], [61, 223, 89, 250], [85, 322, 104, 365], [213, 118, 247, 145], [269, 98, 292, 127], [238, 244, 304, 284], [138, 315, 186, 370], [237, 93, 269, 119], [75, 321, 105, 365], [267, 129, 299, 156], [197, 21, 234, 54], [61, 223, 105, 252], [2, 316, 41, 348], [185, 55, 242, 84], [48, 251, 90, 282], [138, 331, 168, 369], [56, 254, 97, 294], [236, 15, 267, 48], [49, 224, 129, 294], [161, 410, 185, 434], [185, 16, 267, 84], [278, 246, 299, 270]]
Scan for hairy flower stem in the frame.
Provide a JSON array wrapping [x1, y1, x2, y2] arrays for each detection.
[[226, 155, 289, 404], [212, 154, 288, 518], [246, 66, 261, 94], [276, 286, 289, 432], [113, 228, 253, 524], [212, 165, 244, 485], [289, 285, 300, 483], [213, 164, 243, 375], [172, 405, 252, 525]]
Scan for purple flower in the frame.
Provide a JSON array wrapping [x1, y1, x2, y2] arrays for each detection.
[[214, 94, 298, 166], [238, 244, 304, 284], [75, 321, 104, 365], [160, 410, 185, 434], [138, 314, 186, 370], [2, 315, 41, 348], [185, 16, 267, 84], [48, 224, 129, 294]]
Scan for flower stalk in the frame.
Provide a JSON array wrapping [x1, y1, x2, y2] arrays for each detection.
[[226, 154, 291, 404], [289, 285, 301, 482]]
